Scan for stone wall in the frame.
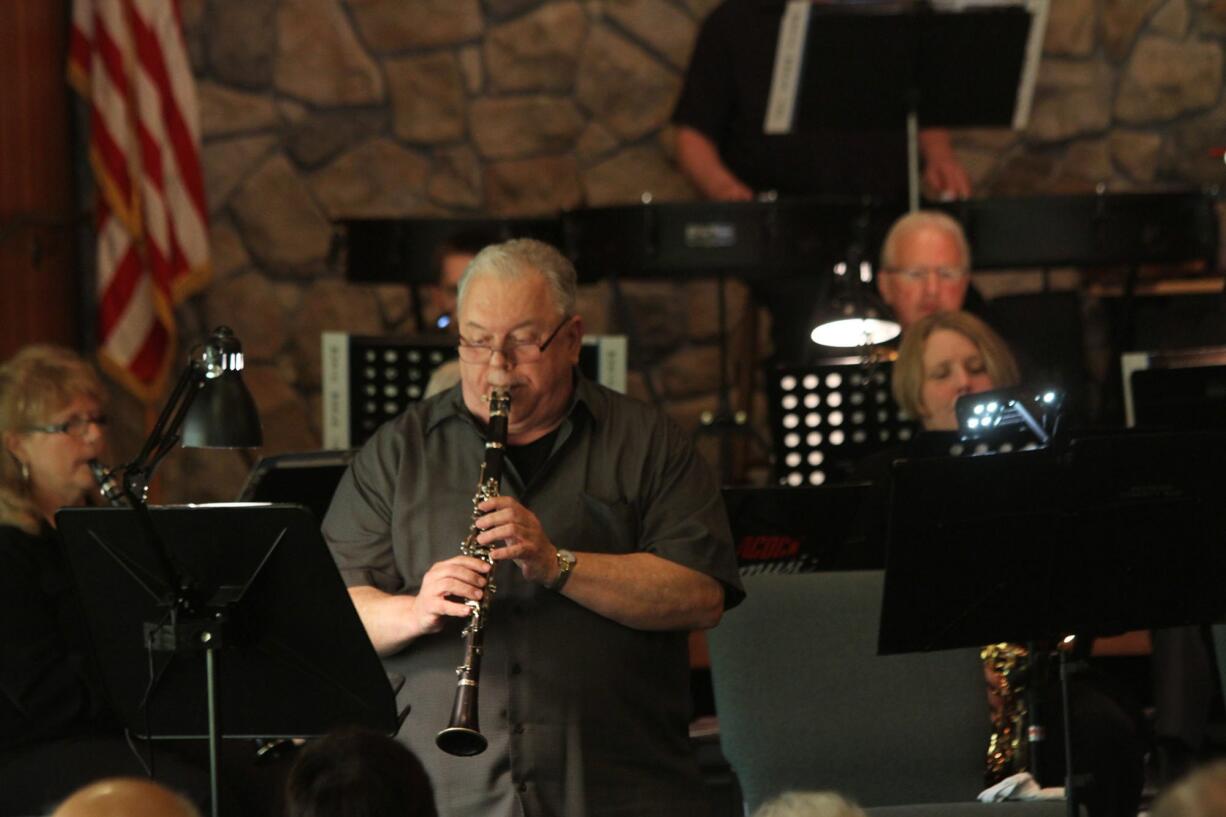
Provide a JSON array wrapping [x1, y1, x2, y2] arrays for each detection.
[[125, 0, 1226, 501]]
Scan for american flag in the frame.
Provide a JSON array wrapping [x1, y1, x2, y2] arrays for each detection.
[[68, 0, 210, 402]]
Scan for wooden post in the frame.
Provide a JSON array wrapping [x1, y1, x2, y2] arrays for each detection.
[[0, 0, 80, 359]]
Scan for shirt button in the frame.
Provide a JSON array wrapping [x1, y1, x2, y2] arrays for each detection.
[[513, 723, 525, 734], [511, 662, 522, 675], [518, 783, 528, 793]]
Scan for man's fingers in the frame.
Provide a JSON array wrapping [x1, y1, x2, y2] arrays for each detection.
[[444, 555, 491, 573], [435, 599, 476, 618], [432, 577, 484, 601], [489, 541, 528, 561]]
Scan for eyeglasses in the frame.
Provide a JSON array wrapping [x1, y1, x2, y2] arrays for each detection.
[[886, 266, 969, 283], [27, 414, 108, 437], [457, 316, 572, 364]]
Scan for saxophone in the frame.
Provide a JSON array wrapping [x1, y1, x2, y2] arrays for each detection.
[[436, 389, 511, 757], [982, 642, 1031, 784]]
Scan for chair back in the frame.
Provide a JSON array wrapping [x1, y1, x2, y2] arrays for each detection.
[[708, 570, 990, 812]]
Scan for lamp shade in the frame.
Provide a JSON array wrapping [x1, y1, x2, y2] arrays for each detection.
[[811, 314, 901, 348], [810, 260, 901, 349], [181, 326, 263, 448], [182, 374, 262, 448], [810, 291, 901, 348]]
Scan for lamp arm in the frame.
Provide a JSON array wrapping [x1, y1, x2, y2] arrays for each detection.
[[122, 361, 204, 502], [113, 359, 207, 609]]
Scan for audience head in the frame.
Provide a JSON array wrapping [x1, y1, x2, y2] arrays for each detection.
[[878, 210, 972, 331], [0, 345, 108, 532], [285, 727, 437, 817], [892, 310, 1020, 431], [51, 778, 201, 817], [752, 790, 869, 817], [430, 228, 500, 332], [455, 238, 583, 436], [1153, 760, 1226, 817]]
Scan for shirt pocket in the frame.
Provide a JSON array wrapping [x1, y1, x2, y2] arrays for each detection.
[[578, 493, 639, 554]]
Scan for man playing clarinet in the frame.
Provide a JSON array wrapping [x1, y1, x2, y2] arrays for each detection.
[[323, 238, 743, 817]]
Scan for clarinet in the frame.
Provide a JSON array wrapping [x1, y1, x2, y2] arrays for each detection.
[[436, 389, 511, 757], [89, 459, 129, 507]]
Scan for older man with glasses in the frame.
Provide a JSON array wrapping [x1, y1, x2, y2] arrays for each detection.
[[875, 210, 975, 333], [323, 238, 744, 817]]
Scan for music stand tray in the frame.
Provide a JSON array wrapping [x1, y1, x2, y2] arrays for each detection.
[[57, 504, 398, 740]]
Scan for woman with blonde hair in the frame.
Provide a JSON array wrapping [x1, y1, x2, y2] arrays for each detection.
[[891, 310, 1020, 432], [0, 346, 133, 813], [0, 346, 236, 815], [0, 344, 110, 532]]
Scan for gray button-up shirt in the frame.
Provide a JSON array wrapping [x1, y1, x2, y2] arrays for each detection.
[[323, 375, 744, 817]]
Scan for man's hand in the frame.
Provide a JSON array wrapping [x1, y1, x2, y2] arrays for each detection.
[[675, 126, 755, 202], [477, 495, 560, 585], [410, 555, 491, 635], [918, 127, 972, 200], [922, 153, 972, 201], [709, 176, 754, 202]]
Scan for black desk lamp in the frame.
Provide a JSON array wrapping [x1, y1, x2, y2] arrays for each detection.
[[809, 258, 901, 349], [108, 325, 262, 504]]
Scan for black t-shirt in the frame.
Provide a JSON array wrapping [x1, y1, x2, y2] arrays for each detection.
[[673, 0, 909, 197], [506, 426, 563, 487]]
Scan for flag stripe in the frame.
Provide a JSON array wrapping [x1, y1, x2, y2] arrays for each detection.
[[70, 0, 211, 403], [130, 6, 207, 226]]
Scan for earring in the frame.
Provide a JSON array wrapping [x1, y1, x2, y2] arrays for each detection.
[[19, 460, 29, 484]]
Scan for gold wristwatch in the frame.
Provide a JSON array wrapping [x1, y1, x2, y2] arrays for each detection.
[[549, 548, 576, 591]]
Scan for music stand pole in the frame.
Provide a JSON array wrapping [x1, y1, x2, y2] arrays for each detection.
[[1059, 648, 1077, 817], [907, 102, 920, 212], [698, 265, 774, 484], [205, 646, 221, 817]]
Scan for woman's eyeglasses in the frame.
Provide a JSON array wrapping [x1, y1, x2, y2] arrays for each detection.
[[26, 415, 109, 437]]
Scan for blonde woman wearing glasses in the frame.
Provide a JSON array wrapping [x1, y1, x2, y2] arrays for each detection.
[[0, 346, 234, 815]]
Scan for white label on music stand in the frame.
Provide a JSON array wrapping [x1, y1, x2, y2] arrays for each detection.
[[322, 332, 350, 450], [1013, 0, 1049, 129], [764, 0, 812, 135]]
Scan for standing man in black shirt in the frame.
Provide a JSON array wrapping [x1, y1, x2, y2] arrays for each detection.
[[672, 0, 972, 201]]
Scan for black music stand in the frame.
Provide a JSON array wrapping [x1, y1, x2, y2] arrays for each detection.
[[238, 450, 356, 522], [789, 3, 1040, 208], [343, 217, 563, 285], [56, 504, 401, 816], [769, 357, 918, 486], [878, 431, 1226, 815]]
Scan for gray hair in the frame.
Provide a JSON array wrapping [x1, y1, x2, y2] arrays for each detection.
[[752, 791, 869, 817], [457, 238, 577, 319], [880, 210, 972, 271]]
